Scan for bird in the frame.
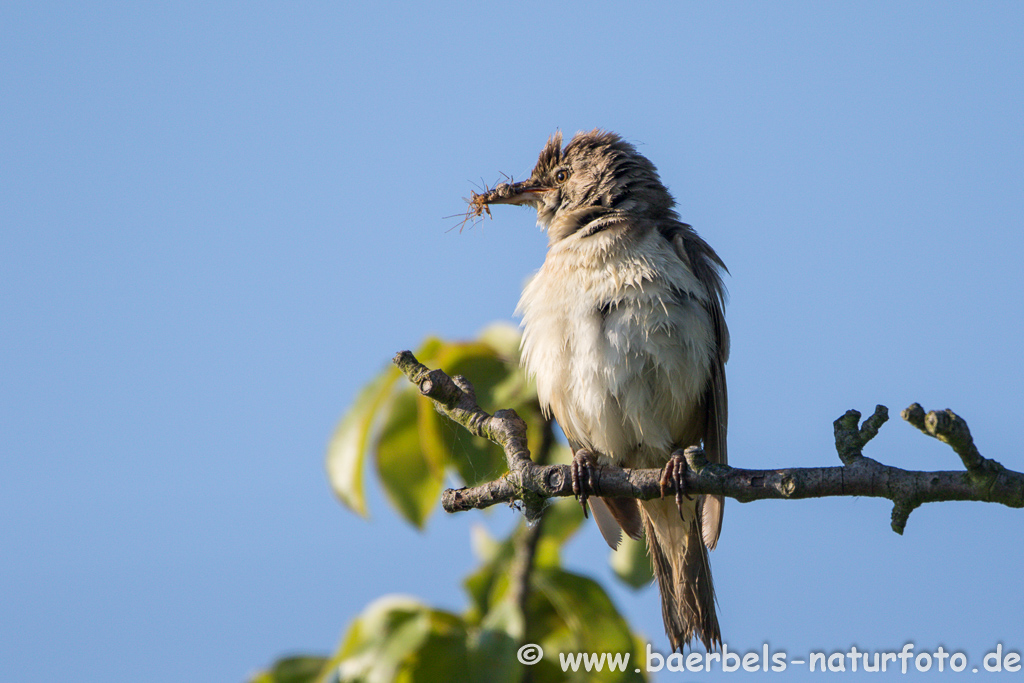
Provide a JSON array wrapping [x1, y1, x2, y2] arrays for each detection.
[[470, 130, 729, 651]]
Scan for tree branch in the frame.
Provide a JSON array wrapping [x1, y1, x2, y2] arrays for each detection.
[[393, 351, 1024, 534], [508, 417, 553, 645]]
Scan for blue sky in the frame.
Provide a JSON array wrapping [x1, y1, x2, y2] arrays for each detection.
[[2, 2, 1022, 681]]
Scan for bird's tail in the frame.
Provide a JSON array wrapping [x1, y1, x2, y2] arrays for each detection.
[[640, 496, 721, 651]]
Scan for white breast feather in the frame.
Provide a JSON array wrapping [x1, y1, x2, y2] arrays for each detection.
[[516, 226, 714, 469]]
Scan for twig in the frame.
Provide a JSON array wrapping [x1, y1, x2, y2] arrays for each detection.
[[393, 351, 1024, 535]]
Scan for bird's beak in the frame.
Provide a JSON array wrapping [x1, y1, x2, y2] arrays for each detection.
[[476, 178, 553, 207]]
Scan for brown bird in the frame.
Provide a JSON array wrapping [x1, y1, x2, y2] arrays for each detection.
[[472, 130, 729, 650]]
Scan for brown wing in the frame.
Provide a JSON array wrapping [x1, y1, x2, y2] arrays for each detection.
[[670, 228, 729, 550]]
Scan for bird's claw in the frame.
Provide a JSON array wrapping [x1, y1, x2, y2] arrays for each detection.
[[571, 448, 599, 518], [660, 449, 694, 520]]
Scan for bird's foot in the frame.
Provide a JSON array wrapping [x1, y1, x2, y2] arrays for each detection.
[[571, 448, 599, 518], [660, 449, 694, 521]]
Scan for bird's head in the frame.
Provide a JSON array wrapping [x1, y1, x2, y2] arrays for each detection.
[[471, 130, 678, 242]]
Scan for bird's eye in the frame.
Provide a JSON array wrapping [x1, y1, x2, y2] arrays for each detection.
[[555, 169, 570, 183]]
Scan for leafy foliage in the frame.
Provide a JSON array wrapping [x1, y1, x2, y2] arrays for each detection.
[[255, 327, 657, 682], [291, 516, 647, 683], [326, 324, 547, 528]]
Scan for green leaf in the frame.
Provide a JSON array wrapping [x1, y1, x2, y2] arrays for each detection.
[[411, 335, 446, 364], [529, 500, 585, 570], [333, 596, 433, 683], [610, 533, 654, 589], [326, 366, 399, 516], [474, 324, 542, 426], [330, 596, 477, 683], [434, 341, 515, 486], [532, 568, 646, 682], [467, 607, 521, 683], [375, 389, 444, 528], [326, 328, 539, 523], [396, 610, 471, 683], [436, 341, 513, 414], [326, 336, 445, 520], [536, 499, 585, 554], [476, 322, 522, 362], [449, 433, 507, 487], [415, 392, 454, 477], [248, 655, 329, 683], [463, 505, 585, 624], [462, 526, 516, 621], [469, 524, 502, 563]]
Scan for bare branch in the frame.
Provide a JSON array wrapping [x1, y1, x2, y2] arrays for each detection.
[[393, 351, 1024, 535]]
